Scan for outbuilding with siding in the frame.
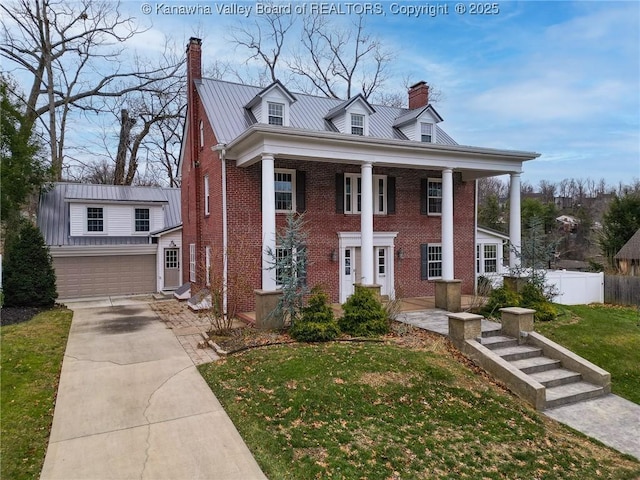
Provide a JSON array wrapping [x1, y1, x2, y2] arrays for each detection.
[[38, 183, 182, 299]]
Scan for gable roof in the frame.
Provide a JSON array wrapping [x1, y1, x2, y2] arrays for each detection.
[[38, 183, 181, 247], [195, 78, 458, 146], [615, 229, 640, 260], [324, 94, 376, 120], [244, 80, 297, 109], [393, 104, 443, 127]]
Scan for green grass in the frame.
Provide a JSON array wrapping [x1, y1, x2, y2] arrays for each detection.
[[535, 304, 640, 405], [200, 335, 640, 479], [1, 308, 73, 480]]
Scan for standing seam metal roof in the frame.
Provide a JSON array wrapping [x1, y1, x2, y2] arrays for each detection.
[[38, 183, 181, 247], [195, 78, 457, 146]]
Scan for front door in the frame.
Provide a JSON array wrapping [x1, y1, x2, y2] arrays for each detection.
[[340, 245, 392, 302], [163, 248, 180, 290]]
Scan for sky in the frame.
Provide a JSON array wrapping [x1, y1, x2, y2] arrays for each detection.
[[6, 0, 640, 188]]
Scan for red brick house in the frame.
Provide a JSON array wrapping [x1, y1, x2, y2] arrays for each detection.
[[179, 38, 539, 315]]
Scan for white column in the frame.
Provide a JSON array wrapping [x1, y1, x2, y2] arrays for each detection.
[[509, 172, 522, 270], [360, 162, 374, 284], [261, 154, 277, 290], [441, 168, 454, 280]]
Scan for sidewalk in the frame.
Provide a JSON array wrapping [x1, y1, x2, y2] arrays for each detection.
[[41, 301, 266, 480]]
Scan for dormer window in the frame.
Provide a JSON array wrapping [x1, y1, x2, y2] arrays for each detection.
[[421, 122, 433, 143], [268, 102, 284, 126], [351, 114, 365, 136]]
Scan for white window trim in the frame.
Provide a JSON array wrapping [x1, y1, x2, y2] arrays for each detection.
[[427, 177, 443, 216], [351, 113, 365, 136], [425, 243, 443, 280], [199, 120, 204, 148], [480, 243, 499, 274], [420, 122, 434, 143], [344, 173, 386, 215], [204, 175, 210, 216], [133, 207, 150, 235], [267, 101, 284, 126], [189, 243, 196, 283], [274, 168, 296, 213], [85, 206, 106, 235], [205, 246, 211, 286]]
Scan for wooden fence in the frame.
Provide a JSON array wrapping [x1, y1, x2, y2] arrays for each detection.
[[604, 275, 640, 306]]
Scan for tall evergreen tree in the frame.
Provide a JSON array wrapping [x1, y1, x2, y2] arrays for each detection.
[[2, 220, 57, 307], [0, 75, 48, 232]]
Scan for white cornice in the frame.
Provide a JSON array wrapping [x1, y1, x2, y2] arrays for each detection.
[[226, 125, 539, 178]]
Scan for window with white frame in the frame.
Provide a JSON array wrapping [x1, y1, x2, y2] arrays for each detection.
[[351, 113, 364, 135], [204, 175, 210, 215], [427, 178, 442, 215], [189, 244, 196, 282], [268, 102, 284, 126], [420, 122, 434, 143], [421, 244, 442, 280], [205, 246, 211, 286], [87, 207, 104, 232], [344, 174, 386, 214], [484, 244, 498, 273], [134, 208, 150, 232], [274, 169, 295, 212], [199, 120, 204, 148]]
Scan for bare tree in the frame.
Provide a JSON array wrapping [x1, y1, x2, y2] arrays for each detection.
[[288, 15, 391, 100], [538, 180, 556, 203], [228, 7, 295, 85], [0, 0, 180, 180]]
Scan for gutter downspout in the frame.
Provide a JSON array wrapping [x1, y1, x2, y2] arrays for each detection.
[[213, 144, 228, 316], [474, 179, 479, 295]]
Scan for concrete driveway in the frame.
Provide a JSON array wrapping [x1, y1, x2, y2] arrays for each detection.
[[41, 302, 266, 480]]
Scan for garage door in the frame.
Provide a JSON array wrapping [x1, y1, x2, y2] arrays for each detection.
[[53, 254, 156, 299]]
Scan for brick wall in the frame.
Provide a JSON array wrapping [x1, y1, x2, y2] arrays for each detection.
[[223, 159, 476, 311]]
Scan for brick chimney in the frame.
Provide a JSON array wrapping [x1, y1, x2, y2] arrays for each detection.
[[408, 81, 429, 109], [186, 37, 202, 83]]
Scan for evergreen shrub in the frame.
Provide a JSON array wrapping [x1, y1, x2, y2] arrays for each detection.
[[338, 285, 389, 337], [290, 288, 339, 342], [2, 220, 57, 307]]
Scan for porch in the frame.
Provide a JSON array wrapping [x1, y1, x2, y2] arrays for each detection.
[[237, 295, 485, 327]]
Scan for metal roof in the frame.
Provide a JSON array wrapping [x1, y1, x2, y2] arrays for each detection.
[[38, 183, 181, 247], [65, 183, 169, 203], [195, 78, 458, 146]]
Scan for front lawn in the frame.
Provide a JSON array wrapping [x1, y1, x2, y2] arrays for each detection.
[[200, 328, 640, 479], [535, 304, 640, 405], [1, 307, 73, 480]]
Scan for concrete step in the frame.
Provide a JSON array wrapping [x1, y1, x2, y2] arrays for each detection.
[[491, 345, 543, 361], [510, 356, 562, 374], [529, 368, 582, 388], [481, 322, 503, 338], [480, 335, 519, 350], [545, 382, 605, 409]]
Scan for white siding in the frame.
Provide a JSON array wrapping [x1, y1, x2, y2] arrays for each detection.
[[69, 203, 165, 237], [333, 114, 346, 133], [399, 124, 416, 141]]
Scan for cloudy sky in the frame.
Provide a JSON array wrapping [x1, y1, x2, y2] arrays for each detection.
[[122, 0, 639, 188], [5, 1, 637, 187]]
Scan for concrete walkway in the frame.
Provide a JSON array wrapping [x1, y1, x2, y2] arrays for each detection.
[[41, 302, 266, 480], [397, 309, 640, 461]]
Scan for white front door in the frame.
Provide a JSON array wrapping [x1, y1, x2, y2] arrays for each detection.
[[339, 232, 397, 303]]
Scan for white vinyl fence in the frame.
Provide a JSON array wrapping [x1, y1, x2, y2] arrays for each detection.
[[546, 270, 604, 305]]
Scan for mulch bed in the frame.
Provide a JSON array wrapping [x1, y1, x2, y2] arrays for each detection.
[[0, 307, 46, 327]]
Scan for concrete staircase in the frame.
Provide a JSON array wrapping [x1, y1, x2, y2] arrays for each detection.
[[448, 308, 610, 411], [479, 328, 607, 409]]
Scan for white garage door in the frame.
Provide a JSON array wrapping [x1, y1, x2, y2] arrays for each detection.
[[53, 254, 156, 299]]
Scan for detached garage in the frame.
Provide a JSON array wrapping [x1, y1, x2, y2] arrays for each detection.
[[38, 183, 182, 300]]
